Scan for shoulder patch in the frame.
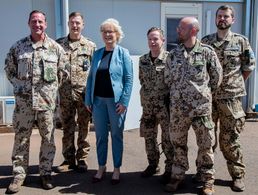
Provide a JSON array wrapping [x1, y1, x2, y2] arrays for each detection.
[[56, 37, 66, 43], [201, 43, 214, 51], [201, 33, 216, 41], [84, 37, 96, 45], [232, 33, 248, 40]]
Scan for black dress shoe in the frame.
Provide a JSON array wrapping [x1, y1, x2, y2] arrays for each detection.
[[92, 171, 106, 183], [92, 176, 103, 183], [111, 178, 120, 185]]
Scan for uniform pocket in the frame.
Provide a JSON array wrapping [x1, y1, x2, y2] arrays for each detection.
[[191, 61, 205, 81], [43, 55, 58, 82], [17, 54, 32, 80], [236, 117, 245, 133], [224, 50, 241, 66], [77, 51, 91, 72], [200, 115, 215, 129], [219, 98, 245, 119]]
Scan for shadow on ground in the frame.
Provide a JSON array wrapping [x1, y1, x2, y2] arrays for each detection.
[[0, 165, 212, 195]]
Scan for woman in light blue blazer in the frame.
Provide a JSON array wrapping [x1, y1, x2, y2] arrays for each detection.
[[85, 18, 133, 185]]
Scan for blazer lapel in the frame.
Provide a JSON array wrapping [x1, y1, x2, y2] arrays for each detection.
[[109, 45, 119, 71]]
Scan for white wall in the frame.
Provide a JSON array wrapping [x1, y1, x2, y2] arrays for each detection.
[[32, 0, 56, 38], [0, 0, 32, 96], [69, 0, 160, 55], [0, 0, 56, 96], [202, 2, 243, 35], [124, 56, 141, 130], [69, 0, 159, 130]]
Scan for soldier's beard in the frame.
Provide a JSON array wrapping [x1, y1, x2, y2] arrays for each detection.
[[177, 36, 187, 44], [216, 22, 231, 30], [178, 37, 183, 43]]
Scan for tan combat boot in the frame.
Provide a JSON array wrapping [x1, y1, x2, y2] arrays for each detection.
[[6, 177, 24, 194], [56, 160, 76, 173], [232, 178, 245, 192], [202, 181, 215, 195], [40, 175, 54, 190]]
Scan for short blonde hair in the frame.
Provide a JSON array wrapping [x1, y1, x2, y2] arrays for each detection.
[[100, 18, 124, 43]]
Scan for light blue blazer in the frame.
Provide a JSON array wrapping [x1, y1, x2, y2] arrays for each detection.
[[85, 45, 133, 107]]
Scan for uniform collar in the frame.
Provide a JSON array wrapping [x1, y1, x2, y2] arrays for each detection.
[[212, 30, 233, 48], [29, 34, 50, 50], [216, 30, 233, 42], [192, 39, 202, 53], [68, 35, 86, 49], [148, 48, 167, 63], [179, 39, 202, 54]]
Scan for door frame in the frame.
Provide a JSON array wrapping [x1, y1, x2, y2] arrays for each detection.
[[161, 2, 203, 50]]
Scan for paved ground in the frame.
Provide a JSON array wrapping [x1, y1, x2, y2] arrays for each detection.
[[0, 121, 258, 195]]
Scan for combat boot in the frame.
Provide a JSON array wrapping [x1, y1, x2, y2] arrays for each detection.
[[77, 160, 88, 173], [141, 165, 160, 178], [202, 181, 215, 195], [6, 177, 25, 194], [164, 178, 183, 192], [40, 175, 54, 190], [232, 178, 245, 192], [56, 160, 76, 173]]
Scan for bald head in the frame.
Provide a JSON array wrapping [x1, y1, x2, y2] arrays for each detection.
[[180, 17, 200, 33], [177, 17, 200, 46]]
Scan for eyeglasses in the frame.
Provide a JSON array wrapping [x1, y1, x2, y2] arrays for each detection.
[[176, 26, 181, 31], [101, 30, 116, 35]]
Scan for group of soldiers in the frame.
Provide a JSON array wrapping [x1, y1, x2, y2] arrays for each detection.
[[139, 5, 255, 195], [3, 4, 256, 195], [4, 11, 96, 194]]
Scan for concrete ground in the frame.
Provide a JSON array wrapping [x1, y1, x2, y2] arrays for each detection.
[[0, 121, 258, 195]]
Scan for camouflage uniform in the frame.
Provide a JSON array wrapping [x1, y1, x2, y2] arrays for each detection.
[[164, 40, 222, 182], [5, 35, 68, 180], [202, 31, 256, 179], [56, 36, 96, 164], [139, 49, 174, 172]]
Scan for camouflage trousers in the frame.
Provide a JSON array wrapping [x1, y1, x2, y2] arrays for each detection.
[[212, 97, 246, 179], [170, 110, 215, 182], [12, 99, 56, 180], [60, 94, 91, 164], [140, 107, 174, 172]]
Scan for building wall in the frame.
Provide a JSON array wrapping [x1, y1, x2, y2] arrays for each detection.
[[202, 2, 243, 35], [0, 0, 31, 96], [0, 0, 56, 96], [0, 0, 245, 96], [68, 0, 160, 55], [0, 0, 256, 129]]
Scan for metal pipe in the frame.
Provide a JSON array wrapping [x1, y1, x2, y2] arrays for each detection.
[[54, 0, 62, 39], [249, 0, 258, 110], [62, 0, 69, 37]]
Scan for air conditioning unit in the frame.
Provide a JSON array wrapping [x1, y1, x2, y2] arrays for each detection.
[[0, 96, 15, 125]]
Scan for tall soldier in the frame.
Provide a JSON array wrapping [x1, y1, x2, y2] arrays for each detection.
[[5, 10, 69, 193], [164, 17, 222, 195], [139, 27, 174, 184], [56, 12, 96, 173], [202, 5, 256, 192]]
